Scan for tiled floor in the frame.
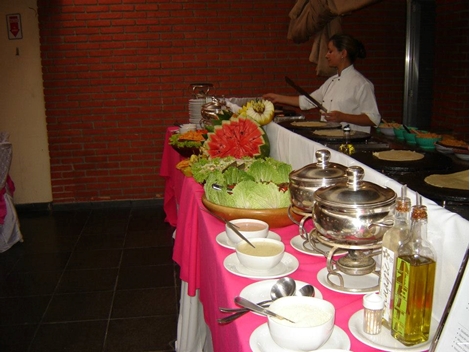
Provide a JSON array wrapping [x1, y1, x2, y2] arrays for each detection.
[[0, 204, 180, 352]]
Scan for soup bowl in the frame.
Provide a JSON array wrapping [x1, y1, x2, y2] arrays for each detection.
[[235, 238, 284, 271], [225, 218, 269, 246], [268, 296, 335, 351]]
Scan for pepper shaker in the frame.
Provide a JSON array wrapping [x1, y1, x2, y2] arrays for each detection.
[[363, 292, 384, 335]]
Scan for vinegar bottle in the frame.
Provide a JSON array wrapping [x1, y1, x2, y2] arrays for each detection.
[[379, 185, 411, 329], [391, 195, 436, 346]]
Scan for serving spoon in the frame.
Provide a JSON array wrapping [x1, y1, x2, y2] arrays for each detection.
[[218, 278, 298, 324], [219, 277, 296, 314]]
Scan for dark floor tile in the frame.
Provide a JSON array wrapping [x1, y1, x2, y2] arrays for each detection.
[[112, 287, 177, 318], [0, 295, 51, 325], [43, 291, 113, 322], [18, 211, 90, 238], [29, 321, 107, 352], [104, 316, 177, 352], [0, 270, 62, 297], [121, 247, 173, 267], [0, 243, 24, 278], [81, 221, 128, 236], [128, 216, 166, 232], [74, 232, 126, 251], [12, 252, 71, 273], [0, 324, 38, 352], [20, 235, 78, 253], [57, 268, 118, 293], [125, 229, 174, 248], [117, 265, 175, 290], [67, 248, 122, 269]]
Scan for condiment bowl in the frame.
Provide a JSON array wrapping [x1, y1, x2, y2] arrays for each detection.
[[235, 238, 284, 271], [225, 218, 269, 246], [267, 296, 335, 351], [416, 135, 442, 150], [403, 128, 418, 144], [393, 126, 405, 140]]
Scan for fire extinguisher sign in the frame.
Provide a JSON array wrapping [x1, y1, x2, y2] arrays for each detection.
[[6, 13, 23, 40]]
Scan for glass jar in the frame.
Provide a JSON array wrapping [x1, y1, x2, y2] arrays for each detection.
[[363, 292, 385, 335]]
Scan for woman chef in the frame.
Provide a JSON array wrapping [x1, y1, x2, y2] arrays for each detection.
[[263, 34, 381, 133]]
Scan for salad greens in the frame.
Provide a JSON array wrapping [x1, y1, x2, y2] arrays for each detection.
[[192, 156, 293, 209]]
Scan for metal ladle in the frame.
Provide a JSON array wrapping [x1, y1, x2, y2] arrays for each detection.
[[217, 277, 296, 324]]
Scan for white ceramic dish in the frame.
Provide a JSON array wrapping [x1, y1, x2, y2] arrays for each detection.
[[454, 152, 469, 161], [290, 235, 348, 257], [317, 267, 378, 295], [348, 309, 438, 352], [239, 279, 323, 305], [249, 323, 350, 352], [434, 143, 453, 154], [223, 252, 299, 279], [216, 231, 281, 250], [236, 238, 285, 271], [378, 127, 395, 137], [268, 296, 335, 351], [225, 218, 269, 245]]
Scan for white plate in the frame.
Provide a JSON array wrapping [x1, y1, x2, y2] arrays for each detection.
[[348, 309, 438, 352], [224, 253, 299, 279], [434, 143, 453, 154], [216, 231, 282, 250], [455, 153, 469, 161], [290, 235, 348, 257], [317, 267, 378, 295], [249, 323, 351, 352], [240, 279, 323, 304]]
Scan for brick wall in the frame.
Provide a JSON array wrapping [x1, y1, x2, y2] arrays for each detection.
[[36, 0, 465, 203]]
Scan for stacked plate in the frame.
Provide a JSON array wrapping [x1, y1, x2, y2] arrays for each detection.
[[188, 98, 206, 125]]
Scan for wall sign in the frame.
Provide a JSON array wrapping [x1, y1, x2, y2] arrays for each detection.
[[6, 13, 23, 40]]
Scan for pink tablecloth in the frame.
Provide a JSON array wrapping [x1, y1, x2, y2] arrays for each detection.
[[159, 127, 185, 227], [171, 176, 380, 352]]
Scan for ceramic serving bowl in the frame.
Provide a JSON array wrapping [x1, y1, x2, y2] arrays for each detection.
[[378, 126, 395, 136], [225, 218, 269, 246], [235, 238, 285, 271], [416, 135, 442, 150], [267, 296, 335, 351], [393, 126, 405, 140], [403, 128, 418, 144]]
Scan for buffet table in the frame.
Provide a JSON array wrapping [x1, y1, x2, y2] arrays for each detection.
[[161, 123, 469, 352]]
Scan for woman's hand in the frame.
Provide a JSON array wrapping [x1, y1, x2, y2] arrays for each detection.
[[321, 110, 343, 123], [262, 94, 300, 107], [263, 93, 282, 104]]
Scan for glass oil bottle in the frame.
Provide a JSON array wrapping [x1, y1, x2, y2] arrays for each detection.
[[391, 194, 436, 346], [379, 185, 411, 329]]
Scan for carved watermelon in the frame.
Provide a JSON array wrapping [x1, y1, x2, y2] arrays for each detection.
[[202, 117, 270, 158]]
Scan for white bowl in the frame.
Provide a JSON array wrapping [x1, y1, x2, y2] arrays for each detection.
[[225, 218, 269, 246], [378, 127, 395, 137], [179, 123, 197, 134], [268, 296, 335, 351], [235, 238, 284, 271]]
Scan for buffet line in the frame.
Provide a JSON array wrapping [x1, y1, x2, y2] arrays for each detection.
[[160, 119, 468, 352]]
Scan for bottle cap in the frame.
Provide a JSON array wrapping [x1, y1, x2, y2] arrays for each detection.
[[363, 292, 385, 310]]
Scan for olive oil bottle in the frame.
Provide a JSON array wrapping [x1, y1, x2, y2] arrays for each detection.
[[391, 198, 436, 346], [379, 185, 411, 329]]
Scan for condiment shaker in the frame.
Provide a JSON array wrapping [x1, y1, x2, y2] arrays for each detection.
[[363, 293, 384, 335]]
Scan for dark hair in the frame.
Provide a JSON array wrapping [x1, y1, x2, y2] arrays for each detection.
[[329, 34, 366, 63]]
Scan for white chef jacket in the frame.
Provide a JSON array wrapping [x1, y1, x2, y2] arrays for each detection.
[[299, 65, 381, 133]]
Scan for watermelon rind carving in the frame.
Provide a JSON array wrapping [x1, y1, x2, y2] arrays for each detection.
[[202, 117, 270, 159]]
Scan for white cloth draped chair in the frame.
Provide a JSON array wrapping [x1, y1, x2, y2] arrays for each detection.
[[0, 132, 23, 253]]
